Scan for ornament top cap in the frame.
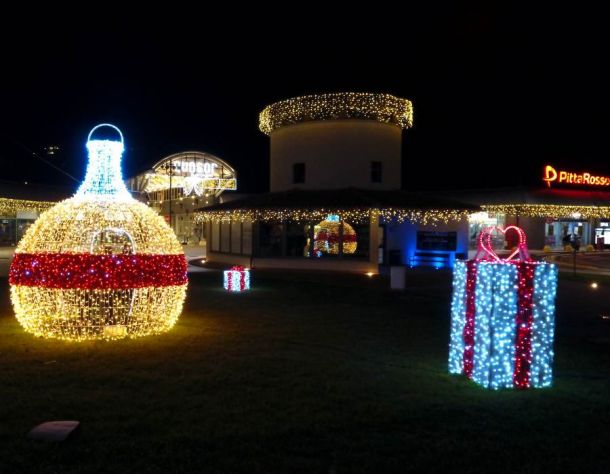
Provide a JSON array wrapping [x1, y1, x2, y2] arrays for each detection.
[[75, 123, 131, 201], [87, 123, 124, 146]]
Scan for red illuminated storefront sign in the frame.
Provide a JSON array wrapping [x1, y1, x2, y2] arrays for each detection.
[[543, 165, 610, 188]]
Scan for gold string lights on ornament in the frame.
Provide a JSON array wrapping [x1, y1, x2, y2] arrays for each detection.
[[9, 124, 188, 341]]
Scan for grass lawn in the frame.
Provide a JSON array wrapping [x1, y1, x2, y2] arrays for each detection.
[[1, 268, 609, 473]]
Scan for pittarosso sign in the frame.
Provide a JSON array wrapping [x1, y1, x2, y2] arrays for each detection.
[[543, 165, 610, 188]]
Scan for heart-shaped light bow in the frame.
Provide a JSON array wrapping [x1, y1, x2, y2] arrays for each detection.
[[476, 226, 531, 262]]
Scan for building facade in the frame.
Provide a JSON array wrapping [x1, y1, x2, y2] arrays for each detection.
[[127, 151, 237, 244], [198, 92, 475, 272], [0, 180, 69, 246]]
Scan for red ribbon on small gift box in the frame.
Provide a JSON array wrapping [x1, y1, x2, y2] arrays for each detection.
[[226, 266, 248, 291]]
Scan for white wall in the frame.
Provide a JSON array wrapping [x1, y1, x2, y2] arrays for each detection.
[[270, 120, 402, 191]]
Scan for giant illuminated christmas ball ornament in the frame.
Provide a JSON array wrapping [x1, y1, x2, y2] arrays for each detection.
[[9, 124, 188, 340], [313, 214, 357, 255]]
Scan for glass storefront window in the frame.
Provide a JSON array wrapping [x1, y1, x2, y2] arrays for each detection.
[[468, 212, 505, 250], [545, 220, 590, 248], [258, 223, 284, 257], [595, 224, 610, 247], [242, 221, 252, 254], [286, 222, 311, 257], [0, 219, 16, 245], [255, 219, 370, 259]]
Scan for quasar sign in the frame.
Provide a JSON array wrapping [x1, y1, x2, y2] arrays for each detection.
[[145, 152, 237, 196], [543, 165, 610, 188]]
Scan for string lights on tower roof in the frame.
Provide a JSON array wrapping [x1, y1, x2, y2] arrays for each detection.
[[259, 92, 414, 135]]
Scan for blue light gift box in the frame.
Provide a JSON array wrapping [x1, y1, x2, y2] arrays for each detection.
[[448, 226, 558, 389]]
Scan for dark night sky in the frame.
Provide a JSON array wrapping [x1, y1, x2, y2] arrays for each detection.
[[1, 7, 608, 194]]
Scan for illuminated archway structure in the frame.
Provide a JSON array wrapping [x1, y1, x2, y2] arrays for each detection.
[[128, 151, 237, 244], [144, 152, 236, 198]]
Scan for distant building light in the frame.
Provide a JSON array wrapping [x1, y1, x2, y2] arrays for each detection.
[[44, 145, 60, 156]]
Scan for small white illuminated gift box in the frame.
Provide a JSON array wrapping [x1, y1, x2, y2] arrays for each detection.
[[223, 266, 250, 292], [448, 226, 558, 389]]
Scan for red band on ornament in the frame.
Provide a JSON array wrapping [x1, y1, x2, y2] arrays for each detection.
[[462, 260, 478, 378], [513, 262, 535, 388], [316, 232, 357, 244], [9, 253, 188, 289]]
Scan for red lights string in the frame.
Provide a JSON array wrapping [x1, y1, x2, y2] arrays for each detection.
[[513, 262, 535, 388], [476, 225, 530, 262], [10, 253, 187, 289], [314, 232, 358, 244], [462, 260, 478, 377], [227, 266, 247, 291]]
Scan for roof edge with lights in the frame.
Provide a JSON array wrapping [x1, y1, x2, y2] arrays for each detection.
[[258, 92, 414, 135]]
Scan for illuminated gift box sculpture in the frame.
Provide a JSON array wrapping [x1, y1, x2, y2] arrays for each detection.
[[9, 124, 188, 340], [224, 266, 250, 292], [448, 226, 558, 389]]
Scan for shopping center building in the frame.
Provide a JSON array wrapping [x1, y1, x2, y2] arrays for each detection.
[[196, 93, 476, 272], [196, 94, 610, 272], [127, 151, 237, 244], [464, 169, 610, 252]]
